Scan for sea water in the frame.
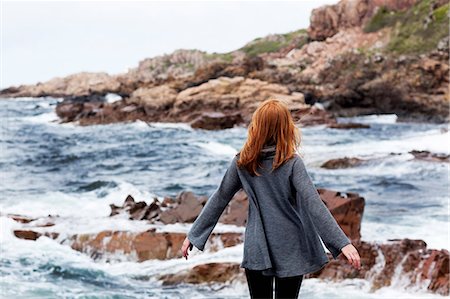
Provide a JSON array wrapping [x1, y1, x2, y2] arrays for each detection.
[[0, 97, 448, 298]]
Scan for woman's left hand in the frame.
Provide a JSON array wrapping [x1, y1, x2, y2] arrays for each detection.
[[341, 243, 361, 270]]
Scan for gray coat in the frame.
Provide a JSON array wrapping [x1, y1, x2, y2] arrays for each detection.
[[187, 144, 351, 277]]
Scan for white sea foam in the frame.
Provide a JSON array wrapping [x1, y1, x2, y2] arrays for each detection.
[[362, 216, 450, 251], [305, 129, 450, 161], [147, 121, 194, 131], [105, 93, 122, 103], [194, 140, 238, 156], [338, 113, 399, 124], [21, 111, 60, 124]]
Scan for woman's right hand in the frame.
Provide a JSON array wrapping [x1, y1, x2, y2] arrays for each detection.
[[341, 243, 361, 270], [182, 237, 193, 260]]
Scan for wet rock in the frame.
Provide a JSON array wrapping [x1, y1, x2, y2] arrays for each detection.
[[64, 230, 243, 262], [306, 238, 449, 296], [409, 150, 450, 163], [321, 157, 366, 169], [190, 111, 244, 130], [161, 196, 176, 207], [13, 230, 41, 240], [218, 189, 249, 227], [109, 195, 161, 221], [159, 191, 208, 224], [291, 105, 338, 126], [327, 122, 370, 129], [4, 213, 58, 227], [13, 230, 59, 240], [5, 213, 36, 223], [158, 262, 244, 285], [317, 189, 365, 242]]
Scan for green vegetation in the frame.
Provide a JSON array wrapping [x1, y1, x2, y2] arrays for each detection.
[[364, 0, 449, 55], [237, 28, 308, 57], [363, 6, 405, 33], [205, 52, 235, 63]]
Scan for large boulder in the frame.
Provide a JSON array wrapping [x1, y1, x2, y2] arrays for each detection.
[[63, 230, 243, 262], [190, 111, 244, 130], [307, 238, 449, 296], [158, 262, 244, 285], [170, 76, 307, 124], [127, 85, 178, 112], [317, 189, 365, 242]]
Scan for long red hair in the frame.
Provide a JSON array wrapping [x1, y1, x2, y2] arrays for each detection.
[[236, 98, 302, 176]]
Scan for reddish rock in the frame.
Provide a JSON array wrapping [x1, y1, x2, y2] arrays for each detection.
[[218, 189, 249, 227], [291, 105, 338, 126], [317, 189, 365, 242], [321, 157, 366, 169], [308, 0, 419, 41], [13, 230, 59, 240], [425, 249, 449, 295], [409, 150, 450, 163], [306, 238, 449, 296], [13, 230, 41, 240], [190, 111, 244, 130], [327, 122, 370, 129], [64, 230, 243, 262], [110, 195, 161, 221], [161, 196, 176, 207], [6, 213, 36, 223], [159, 191, 208, 224], [55, 102, 85, 122], [158, 262, 244, 285]]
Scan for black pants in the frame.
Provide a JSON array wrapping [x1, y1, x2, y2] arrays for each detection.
[[245, 268, 304, 299]]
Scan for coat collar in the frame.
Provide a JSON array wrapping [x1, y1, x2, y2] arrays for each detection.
[[260, 144, 277, 159]]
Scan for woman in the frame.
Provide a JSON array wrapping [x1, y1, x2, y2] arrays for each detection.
[[181, 98, 361, 298]]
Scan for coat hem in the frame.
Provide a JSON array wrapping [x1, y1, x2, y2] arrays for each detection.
[[240, 257, 330, 278]]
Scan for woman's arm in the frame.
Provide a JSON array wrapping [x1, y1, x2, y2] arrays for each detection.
[[292, 156, 351, 259], [187, 155, 242, 251]]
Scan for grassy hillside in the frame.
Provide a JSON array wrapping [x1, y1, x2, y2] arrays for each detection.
[[364, 0, 449, 55]]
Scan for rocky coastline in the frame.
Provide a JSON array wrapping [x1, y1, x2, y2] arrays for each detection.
[[1, 0, 448, 128], [7, 185, 449, 296]]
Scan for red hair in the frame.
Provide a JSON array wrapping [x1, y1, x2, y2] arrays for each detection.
[[237, 98, 302, 176]]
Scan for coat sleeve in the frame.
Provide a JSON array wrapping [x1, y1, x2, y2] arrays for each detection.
[[187, 155, 242, 251], [292, 156, 351, 259]]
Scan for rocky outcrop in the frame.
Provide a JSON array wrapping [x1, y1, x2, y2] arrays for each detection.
[[109, 188, 363, 240], [409, 150, 450, 162], [14, 230, 59, 240], [157, 238, 449, 295], [53, 76, 315, 128], [321, 157, 366, 169], [1, 0, 448, 125], [127, 85, 178, 112], [110, 195, 162, 221], [158, 262, 245, 285], [63, 229, 243, 262], [317, 189, 364, 242], [0, 72, 123, 98], [190, 111, 244, 130], [327, 122, 370, 129], [6, 187, 449, 296], [308, 238, 449, 295], [168, 76, 306, 124], [308, 0, 419, 41]]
